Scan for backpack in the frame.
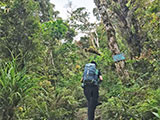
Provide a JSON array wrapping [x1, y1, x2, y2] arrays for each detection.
[[83, 63, 99, 86]]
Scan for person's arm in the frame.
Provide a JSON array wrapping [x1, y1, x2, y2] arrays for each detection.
[[80, 77, 83, 83], [98, 69, 103, 83], [99, 75, 103, 81]]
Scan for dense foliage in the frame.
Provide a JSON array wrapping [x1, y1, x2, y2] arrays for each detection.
[[0, 0, 159, 120]]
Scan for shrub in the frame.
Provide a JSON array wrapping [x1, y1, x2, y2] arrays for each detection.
[[0, 60, 39, 120]]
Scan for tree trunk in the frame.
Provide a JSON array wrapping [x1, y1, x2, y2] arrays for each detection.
[[108, 0, 143, 58], [94, 0, 129, 82]]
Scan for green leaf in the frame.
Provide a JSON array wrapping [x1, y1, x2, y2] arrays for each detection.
[[152, 112, 160, 119]]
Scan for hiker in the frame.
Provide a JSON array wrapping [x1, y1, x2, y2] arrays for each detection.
[[81, 61, 103, 120]]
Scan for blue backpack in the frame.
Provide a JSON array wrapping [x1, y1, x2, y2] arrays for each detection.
[[83, 63, 99, 86]]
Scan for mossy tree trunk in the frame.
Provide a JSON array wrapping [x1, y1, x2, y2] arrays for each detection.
[[94, 0, 129, 83]]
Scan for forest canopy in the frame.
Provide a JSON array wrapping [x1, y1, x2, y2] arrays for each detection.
[[0, 0, 159, 119]]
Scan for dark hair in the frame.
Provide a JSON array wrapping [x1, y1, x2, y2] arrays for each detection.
[[91, 61, 97, 67]]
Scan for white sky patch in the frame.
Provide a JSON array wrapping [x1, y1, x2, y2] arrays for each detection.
[[1, 6, 6, 9], [50, 0, 97, 41], [50, 0, 96, 22]]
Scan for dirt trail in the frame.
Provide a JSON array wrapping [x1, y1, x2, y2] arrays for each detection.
[[76, 106, 102, 120]]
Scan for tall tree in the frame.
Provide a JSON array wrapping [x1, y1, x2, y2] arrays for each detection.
[[39, 19, 75, 85], [67, 7, 101, 55], [98, 0, 149, 57], [0, 0, 40, 67], [36, 0, 59, 22], [94, 0, 129, 82]]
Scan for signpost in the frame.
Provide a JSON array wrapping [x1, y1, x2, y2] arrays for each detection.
[[113, 53, 125, 62]]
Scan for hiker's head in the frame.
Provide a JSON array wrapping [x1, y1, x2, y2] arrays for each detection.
[[91, 61, 97, 67]]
